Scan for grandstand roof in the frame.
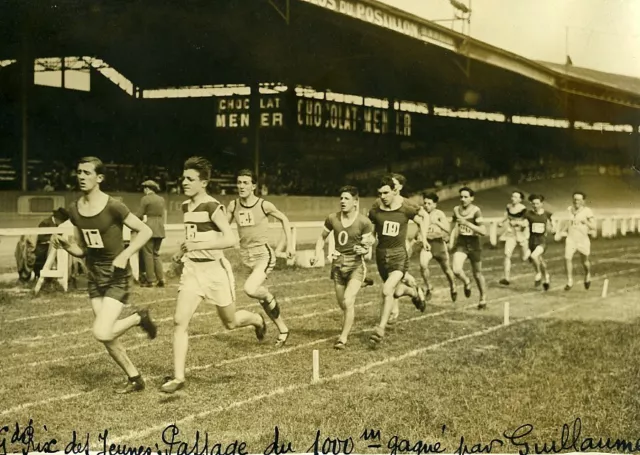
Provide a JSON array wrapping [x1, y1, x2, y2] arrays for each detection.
[[1, 0, 639, 122], [537, 61, 640, 97]]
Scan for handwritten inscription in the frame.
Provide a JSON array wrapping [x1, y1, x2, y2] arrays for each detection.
[[1, 419, 639, 455]]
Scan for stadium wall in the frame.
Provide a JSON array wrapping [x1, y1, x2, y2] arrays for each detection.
[[0, 176, 509, 222]]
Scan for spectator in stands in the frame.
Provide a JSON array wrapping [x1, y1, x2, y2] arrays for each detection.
[[137, 180, 166, 287]]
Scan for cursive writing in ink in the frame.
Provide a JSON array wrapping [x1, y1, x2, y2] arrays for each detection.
[[306, 430, 354, 455], [387, 434, 446, 455], [64, 430, 90, 455], [10, 421, 58, 455], [454, 435, 503, 455], [160, 424, 248, 455], [503, 418, 640, 454], [263, 426, 294, 455], [98, 429, 154, 455]]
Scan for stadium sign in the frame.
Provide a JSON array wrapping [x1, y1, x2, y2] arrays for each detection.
[[299, 0, 457, 49], [297, 98, 412, 136], [215, 95, 284, 128]]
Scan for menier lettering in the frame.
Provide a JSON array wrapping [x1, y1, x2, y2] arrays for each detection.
[[296, 99, 412, 136]]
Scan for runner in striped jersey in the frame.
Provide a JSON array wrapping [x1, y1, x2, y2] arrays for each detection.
[[161, 157, 267, 394]]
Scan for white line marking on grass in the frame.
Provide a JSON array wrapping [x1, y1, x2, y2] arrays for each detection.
[[4, 251, 639, 365], [5, 273, 639, 421], [116, 283, 639, 445], [7, 242, 632, 346], [0, 392, 92, 417], [3, 244, 634, 324]]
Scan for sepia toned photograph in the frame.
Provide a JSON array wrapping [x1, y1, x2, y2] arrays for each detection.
[[0, 0, 639, 453]]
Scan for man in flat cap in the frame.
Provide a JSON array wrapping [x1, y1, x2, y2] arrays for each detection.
[[137, 180, 166, 287]]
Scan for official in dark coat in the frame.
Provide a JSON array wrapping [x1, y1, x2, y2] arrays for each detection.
[[137, 180, 166, 287]]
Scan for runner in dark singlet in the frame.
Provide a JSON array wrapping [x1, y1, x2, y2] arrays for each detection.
[[368, 175, 428, 348], [51, 156, 157, 394], [450, 187, 488, 309], [525, 194, 554, 290], [313, 185, 374, 350]]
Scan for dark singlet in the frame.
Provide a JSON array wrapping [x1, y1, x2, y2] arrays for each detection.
[[324, 212, 373, 267], [68, 197, 130, 268], [368, 202, 419, 250]]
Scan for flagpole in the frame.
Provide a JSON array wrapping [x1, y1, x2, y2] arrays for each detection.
[[565, 26, 568, 63]]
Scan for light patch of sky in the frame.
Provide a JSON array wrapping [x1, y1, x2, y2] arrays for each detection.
[[377, 0, 639, 78]]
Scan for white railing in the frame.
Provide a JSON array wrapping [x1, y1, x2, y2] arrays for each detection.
[[2, 213, 639, 294]]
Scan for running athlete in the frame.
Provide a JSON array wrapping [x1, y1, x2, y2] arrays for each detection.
[[372, 173, 426, 322], [368, 175, 428, 347], [450, 187, 488, 309], [559, 191, 595, 291], [227, 169, 292, 348], [51, 156, 157, 394], [161, 157, 267, 394], [498, 191, 530, 286], [312, 186, 374, 349], [524, 194, 554, 290], [416, 192, 457, 302]]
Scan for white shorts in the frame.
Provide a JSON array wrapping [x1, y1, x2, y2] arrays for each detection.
[[504, 235, 529, 256], [239, 244, 276, 275], [179, 258, 236, 306], [565, 235, 591, 258]]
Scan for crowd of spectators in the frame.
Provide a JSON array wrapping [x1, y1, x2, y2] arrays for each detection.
[[3, 149, 627, 197]]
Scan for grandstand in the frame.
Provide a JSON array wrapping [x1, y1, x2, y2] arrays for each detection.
[[1, 0, 640, 452]]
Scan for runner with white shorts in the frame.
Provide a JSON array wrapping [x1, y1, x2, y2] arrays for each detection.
[[161, 157, 267, 394], [498, 191, 530, 286], [561, 192, 595, 291]]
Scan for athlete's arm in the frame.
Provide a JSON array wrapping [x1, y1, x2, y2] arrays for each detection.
[[546, 213, 555, 235], [457, 209, 487, 236], [411, 213, 429, 250], [115, 213, 153, 267], [312, 228, 331, 265], [263, 201, 294, 256], [184, 207, 237, 251], [497, 211, 508, 228], [52, 226, 87, 258], [585, 210, 596, 232], [225, 200, 235, 225], [449, 210, 458, 248], [434, 211, 451, 234]]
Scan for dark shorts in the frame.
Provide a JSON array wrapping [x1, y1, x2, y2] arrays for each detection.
[[330, 261, 366, 287], [453, 236, 482, 263], [87, 262, 132, 304], [376, 247, 409, 282], [529, 235, 547, 252], [427, 238, 449, 262]]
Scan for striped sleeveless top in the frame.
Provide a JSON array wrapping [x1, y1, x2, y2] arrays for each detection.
[[182, 196, 225, 261]]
